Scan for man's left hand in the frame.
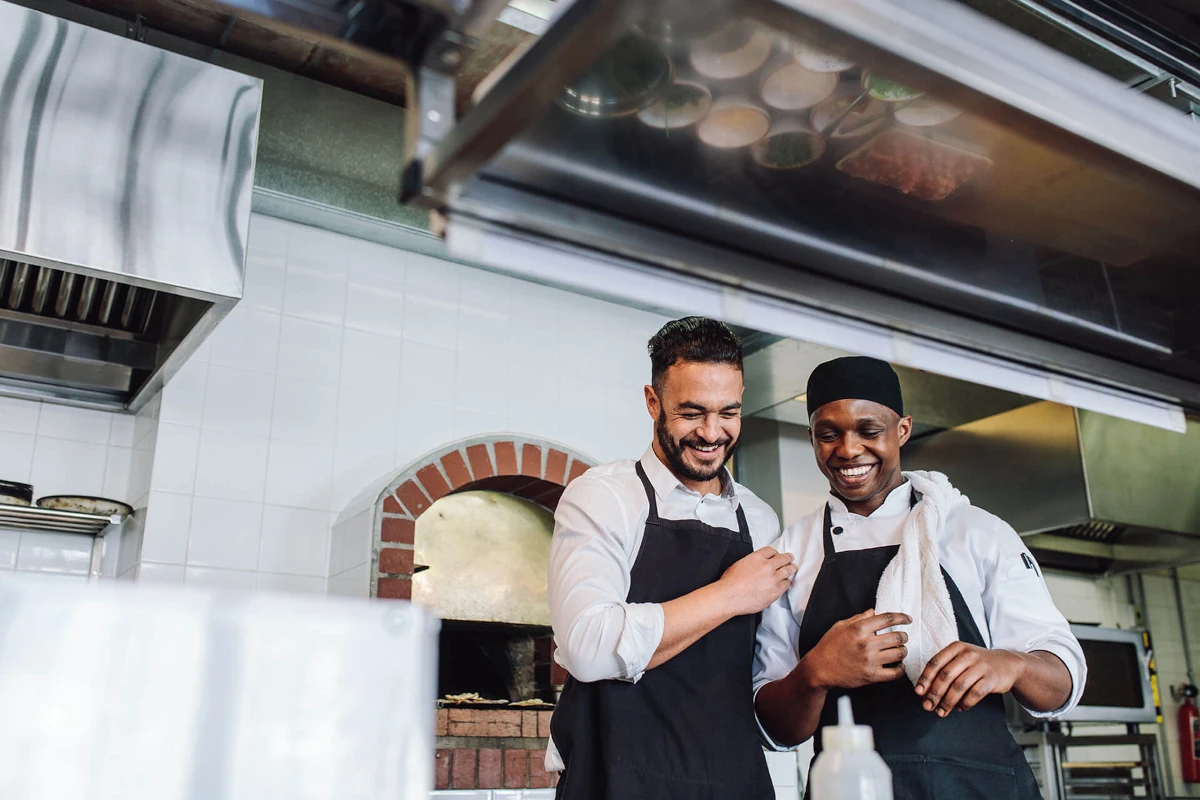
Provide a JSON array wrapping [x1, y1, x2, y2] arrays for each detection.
[[914, 642, 1023, 716]]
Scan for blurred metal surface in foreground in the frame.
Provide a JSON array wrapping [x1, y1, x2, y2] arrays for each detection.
[[0, 579, 439, 799]]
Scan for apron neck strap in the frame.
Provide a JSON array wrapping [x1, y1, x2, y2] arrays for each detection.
[[734, 501, 751, 545], [634, 461, 660, 523], [821, 504, 835, 559]]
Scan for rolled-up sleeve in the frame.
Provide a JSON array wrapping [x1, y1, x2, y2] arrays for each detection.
[[980, 518, 1087, 718], [548, 477, 664, 684], [753, 539, 803, 750]]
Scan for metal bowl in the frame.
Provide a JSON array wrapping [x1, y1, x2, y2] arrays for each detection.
[[36, 495, 133, 519], [558, 34, 673, 118], [0, 480, 33, 507]]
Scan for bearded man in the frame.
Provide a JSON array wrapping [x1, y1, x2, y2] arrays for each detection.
[[545, 316, 797, 800]]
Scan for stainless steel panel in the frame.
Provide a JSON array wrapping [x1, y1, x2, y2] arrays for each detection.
[[902, 401, 1092, 535], [1080, 410, 1200, 537], [0, 2, 260, 300]]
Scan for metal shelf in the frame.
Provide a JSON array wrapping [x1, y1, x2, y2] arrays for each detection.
[[0, 503, 125, 537]]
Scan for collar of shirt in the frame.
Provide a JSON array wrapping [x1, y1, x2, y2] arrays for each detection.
[[827, 479, 912, 527], [639, 446, 739, 512]]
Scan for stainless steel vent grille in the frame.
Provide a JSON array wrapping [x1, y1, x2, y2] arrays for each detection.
[[0, 259, 158, 335], [1056, 520, 1125, 545]]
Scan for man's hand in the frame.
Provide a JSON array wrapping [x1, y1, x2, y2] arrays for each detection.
[[718, 547, 797, 616], [914, 642, 1023, 716], [804, 609, 912, 690]]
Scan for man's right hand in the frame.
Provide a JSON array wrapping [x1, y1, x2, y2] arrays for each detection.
[[801, 609, 912, 689], [719, 547, 797, 616]]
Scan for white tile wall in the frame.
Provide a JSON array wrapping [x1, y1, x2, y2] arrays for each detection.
[[0, 393, 147, 582], [2, 216, 666, 596]]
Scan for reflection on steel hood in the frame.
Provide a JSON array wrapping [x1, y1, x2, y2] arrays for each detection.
[[0, 2, 260, 410], [904, 401, 1200, 575]]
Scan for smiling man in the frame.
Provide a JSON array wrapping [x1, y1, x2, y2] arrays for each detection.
[[546, 317, 797, 799], [753, 356, 1086, 800]]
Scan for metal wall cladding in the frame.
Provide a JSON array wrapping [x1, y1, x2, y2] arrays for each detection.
[[0, 2, 261, 300]]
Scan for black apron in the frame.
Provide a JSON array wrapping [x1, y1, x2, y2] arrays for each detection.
[[551, 463, 774, 800], [798, 500, 1042, 800]]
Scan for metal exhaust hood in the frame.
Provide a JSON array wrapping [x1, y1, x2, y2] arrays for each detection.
[[0, 2, 260, 411], [904, 401, 1200, 575]]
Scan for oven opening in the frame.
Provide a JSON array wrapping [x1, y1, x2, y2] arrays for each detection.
[[438, 620, 558, 704]]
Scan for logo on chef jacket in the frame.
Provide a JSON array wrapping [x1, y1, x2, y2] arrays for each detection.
[[1021, 552, 1040, 577]]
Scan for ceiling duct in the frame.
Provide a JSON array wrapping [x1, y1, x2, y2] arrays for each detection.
[[0, 1, 260, 410], [904, 401, 1200, 575]]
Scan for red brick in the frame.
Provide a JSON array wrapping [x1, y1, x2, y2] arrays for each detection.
[[435, 749, 451, 789], [435, 709, 449, 737], [466, 444, 494, 480], [448, 709, 522, 737], [380, 516, 415, 544], [478, 749, 502, 788], [538, 711, 553, 739], [522, 710, 538, 737], [451, 748, 477, 789], [551, 662, 569, 687], [495, 441, 519, 475], [378, 547, 414, 575], [448, 708, 474, 722], [528, 749, 553, 788], [417, 464, 452, 502], [382, 495, 403, 514], [534, 636, 552, 662], [376, 577, 412, 600], [545, 449, 568, 484], [441, 450, 472, 488], [396, 480, 432, 517], [566, 459, 590, 484], [521, 444, 542, 478], [504, 750, 528, 789]]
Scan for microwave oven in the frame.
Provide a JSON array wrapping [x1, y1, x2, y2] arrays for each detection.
[[1008, 625, 1155, 725]]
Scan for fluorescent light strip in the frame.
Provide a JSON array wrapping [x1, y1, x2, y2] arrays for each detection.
[[446, 220, 1186, 432]]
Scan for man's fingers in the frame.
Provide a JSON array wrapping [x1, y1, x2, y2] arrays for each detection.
[[861, 611, 913, 634], [920, 652, 972, 712], [937, 665, 987, 716], [877, 644, 908, 664], [914, 642, 964, 696], [874, 664, 906, 683], [754, 546, 779, 558], [957, 676, 993, 712]]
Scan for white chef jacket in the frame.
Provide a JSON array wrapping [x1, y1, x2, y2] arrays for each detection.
[[545, 446, 781, 771], [753, 480, 1087, 749]]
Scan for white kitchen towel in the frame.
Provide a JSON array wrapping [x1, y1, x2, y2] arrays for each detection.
[[875, 470, 969, 685]]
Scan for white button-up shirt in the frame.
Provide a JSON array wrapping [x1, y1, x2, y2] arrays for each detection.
[[546, 446, 781, 770], [753, 481, 1087, 748]]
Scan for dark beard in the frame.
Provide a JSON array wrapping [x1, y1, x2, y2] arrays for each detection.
[[655, 410, 739, 483]]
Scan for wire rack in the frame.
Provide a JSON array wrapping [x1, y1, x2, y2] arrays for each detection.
[[0, 503, 125, 536]]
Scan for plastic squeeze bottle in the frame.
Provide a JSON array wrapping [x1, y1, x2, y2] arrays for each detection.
[[809, 695, 893, 800]]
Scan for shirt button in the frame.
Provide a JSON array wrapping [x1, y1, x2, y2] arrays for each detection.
[[832, 526, 844, 535]]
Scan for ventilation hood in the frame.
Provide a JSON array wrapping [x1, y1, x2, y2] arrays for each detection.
[[0, 2, 260, 411], [904, 401, 1200, 575]]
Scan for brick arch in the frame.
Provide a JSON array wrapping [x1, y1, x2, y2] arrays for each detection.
[[373, 436, 595, 601]]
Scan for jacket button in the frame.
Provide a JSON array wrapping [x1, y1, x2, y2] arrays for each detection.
[[832, 526, 843, 535]]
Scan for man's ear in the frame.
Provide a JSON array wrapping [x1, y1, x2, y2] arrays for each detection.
[[898, 415, 914, 447], [645, 385, 660, 420]]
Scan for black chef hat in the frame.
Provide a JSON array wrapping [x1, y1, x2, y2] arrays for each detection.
[[806, 356, 904, 419]]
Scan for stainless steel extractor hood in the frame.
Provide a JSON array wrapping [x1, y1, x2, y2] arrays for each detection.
[[904, 401, 1200, 575], [0, 2, 260, 411]]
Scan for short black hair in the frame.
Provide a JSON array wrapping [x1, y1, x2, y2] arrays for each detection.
[[648, 317, 743, 392]]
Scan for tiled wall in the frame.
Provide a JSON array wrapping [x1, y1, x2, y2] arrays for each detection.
[[0, 395, 141, 582], [1139, 573, 1200, 796], [127, 213, 670, 592]]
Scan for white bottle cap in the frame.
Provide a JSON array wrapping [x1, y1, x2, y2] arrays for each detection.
[[822, 695, 876, 752]]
